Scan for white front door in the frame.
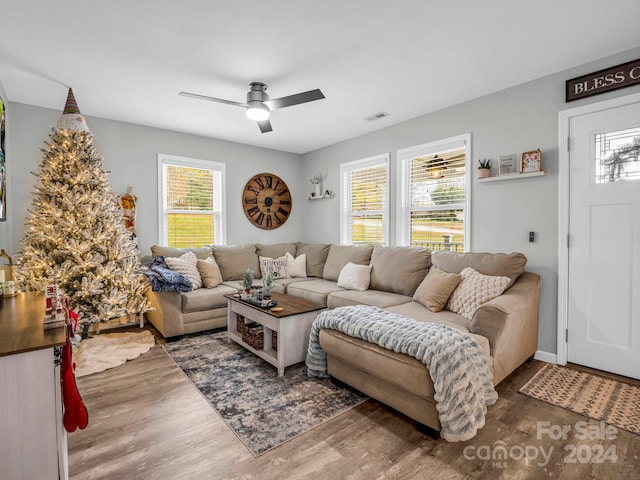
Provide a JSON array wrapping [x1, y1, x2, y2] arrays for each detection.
[[567, 100, 640, 379]]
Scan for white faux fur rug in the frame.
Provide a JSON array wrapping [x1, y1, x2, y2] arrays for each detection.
[[74, 330, 155, 377]]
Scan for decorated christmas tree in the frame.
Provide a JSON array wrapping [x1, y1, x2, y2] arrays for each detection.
[[18, 89, 150, 333]]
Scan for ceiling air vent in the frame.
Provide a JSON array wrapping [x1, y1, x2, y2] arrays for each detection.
[[365, 111, 390, 121]]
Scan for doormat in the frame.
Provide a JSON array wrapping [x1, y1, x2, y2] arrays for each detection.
[[162, 330, 368, 457], [519, 363, 640, 435], [74, 330, 155, 377]]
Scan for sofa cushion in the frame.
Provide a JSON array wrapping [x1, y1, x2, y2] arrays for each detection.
[[446, 267, 510, 319], [385, 301, 471, 332], [369, 246, 431, 296], [296, 243, 330, 278], [197, 257, 223, 288], [181, 284, 238, 312], [259, 255, 289, 279], [413, 266, 461, 312], [286, 279, 344, 306], [431, 251, 526, 289], [336, 262, 372, 291], [212, 244, 260, 280], [165, 252, 202, 289], [322, 245, 374, 281], [285, 252, 307, 278], [384, 302, 492, 366], [327, 289, 412, 309], [151, 245, 213, 260], [256, 243, 297, 259], [274, 276, 315, 291]]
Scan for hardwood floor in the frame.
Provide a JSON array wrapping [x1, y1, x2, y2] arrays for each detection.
[[68, 328, 640, 480]]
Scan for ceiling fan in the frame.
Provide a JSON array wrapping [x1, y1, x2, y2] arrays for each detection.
[[179, 82, 325, 133]]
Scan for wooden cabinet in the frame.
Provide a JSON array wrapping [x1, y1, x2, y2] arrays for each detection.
[[0, 293, 68, 480]]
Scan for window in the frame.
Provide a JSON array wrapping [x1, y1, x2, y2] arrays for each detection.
[[158, 154, 225, 248], [595, 126, 640, 184], [398, 135, 470, 251], [340, 154, 389, 245]]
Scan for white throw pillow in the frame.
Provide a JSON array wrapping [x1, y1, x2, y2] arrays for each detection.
[[165, 251, 202, 289], [337, 262, 372, 291], [259, 256, 289, 279], [285, 252, 307, 278], [446, 267, 510, 319], [197, 257, 223, 288]]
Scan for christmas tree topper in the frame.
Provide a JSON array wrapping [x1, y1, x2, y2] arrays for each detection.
[[56, 88, 90, 133]]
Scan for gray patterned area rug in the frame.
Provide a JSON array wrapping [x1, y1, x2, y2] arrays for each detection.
[[162, 330, 367, 456]]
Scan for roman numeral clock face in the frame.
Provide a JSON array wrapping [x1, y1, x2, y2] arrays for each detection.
[[242, 173, 292, 230]]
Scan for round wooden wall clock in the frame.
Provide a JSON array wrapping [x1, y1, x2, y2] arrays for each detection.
[[242, 173, 292, 229]]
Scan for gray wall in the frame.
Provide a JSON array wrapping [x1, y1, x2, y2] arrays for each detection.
[[299, 46, 640, 356], [7, 103, 303, 257]]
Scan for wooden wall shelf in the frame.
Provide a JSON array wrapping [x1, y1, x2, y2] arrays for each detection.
[[308, 193, 335, 200], [477, 171, 546, 183]]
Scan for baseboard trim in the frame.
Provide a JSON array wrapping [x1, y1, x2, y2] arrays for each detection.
[[534, 350, 557, 364]]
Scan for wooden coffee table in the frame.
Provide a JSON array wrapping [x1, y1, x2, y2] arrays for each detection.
[[225, 292, 325, 376]]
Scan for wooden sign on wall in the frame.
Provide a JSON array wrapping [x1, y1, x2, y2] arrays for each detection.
[[566, 58, 640, 102]]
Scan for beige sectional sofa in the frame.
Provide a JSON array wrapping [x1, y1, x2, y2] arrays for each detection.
[[145, 242, 541, 435]]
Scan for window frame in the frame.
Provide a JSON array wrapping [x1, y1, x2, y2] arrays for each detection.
[[396, 134, 471, 251], [340, 153, 390, 246], [157, 154, 226, 247]]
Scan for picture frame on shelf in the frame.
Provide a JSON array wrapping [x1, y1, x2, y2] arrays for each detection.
[[520, 149, 542, 173], [498, 154, 518, 176]]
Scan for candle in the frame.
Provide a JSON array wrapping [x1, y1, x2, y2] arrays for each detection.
[[0, 270, 5, 283]]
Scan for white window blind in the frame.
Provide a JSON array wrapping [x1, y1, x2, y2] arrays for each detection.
[[341, 154, 389, 245], [398, 136, 469, 251], [159, 155, 225, 248]]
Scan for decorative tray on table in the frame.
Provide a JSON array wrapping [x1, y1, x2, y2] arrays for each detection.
[[236, 296, 278, 309]]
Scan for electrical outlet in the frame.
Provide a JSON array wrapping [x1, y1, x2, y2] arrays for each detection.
[[529, 231, 535, 242]]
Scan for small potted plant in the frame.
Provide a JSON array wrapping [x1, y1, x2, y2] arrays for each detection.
[[262, 273, 274, 305], [477, 158, 492, 179], [242, 267, 254, 295]]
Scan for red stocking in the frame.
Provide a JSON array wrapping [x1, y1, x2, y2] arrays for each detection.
[[61, 334, 89, 432]]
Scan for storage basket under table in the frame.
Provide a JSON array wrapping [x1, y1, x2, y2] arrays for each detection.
[[242, 322, 264, 350]]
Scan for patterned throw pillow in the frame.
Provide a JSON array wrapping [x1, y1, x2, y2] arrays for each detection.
[[285, 252, 307, 278], [259, 256, 289, 279], [165, 251, 203, 289], [197, 257, 223, 288], [446, 267, 510, 319]]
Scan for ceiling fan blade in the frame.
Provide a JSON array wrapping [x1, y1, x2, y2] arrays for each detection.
[[264, 89, 325, 110], [179, 91, 248, 108], [257, 119, 273, 133]]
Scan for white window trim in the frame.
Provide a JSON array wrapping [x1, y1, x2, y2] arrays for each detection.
[[340, 153, 390, 245], [157, 153, 226, 246], [396, 133, 471, 250]]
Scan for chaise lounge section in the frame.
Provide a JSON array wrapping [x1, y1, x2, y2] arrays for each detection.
[[320, 251, 540, 433]]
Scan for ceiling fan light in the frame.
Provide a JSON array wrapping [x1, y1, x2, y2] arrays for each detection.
[[246, 103, 270, 121]]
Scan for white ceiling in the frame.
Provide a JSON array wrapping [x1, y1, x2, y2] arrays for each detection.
[[2, 1, 639, 154]]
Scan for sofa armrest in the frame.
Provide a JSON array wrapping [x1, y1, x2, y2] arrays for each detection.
[[145, 290, 185, 338], [469, 272, 541, 384]]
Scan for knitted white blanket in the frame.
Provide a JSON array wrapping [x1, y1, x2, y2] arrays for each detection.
[[306, 305, 498, 441]]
